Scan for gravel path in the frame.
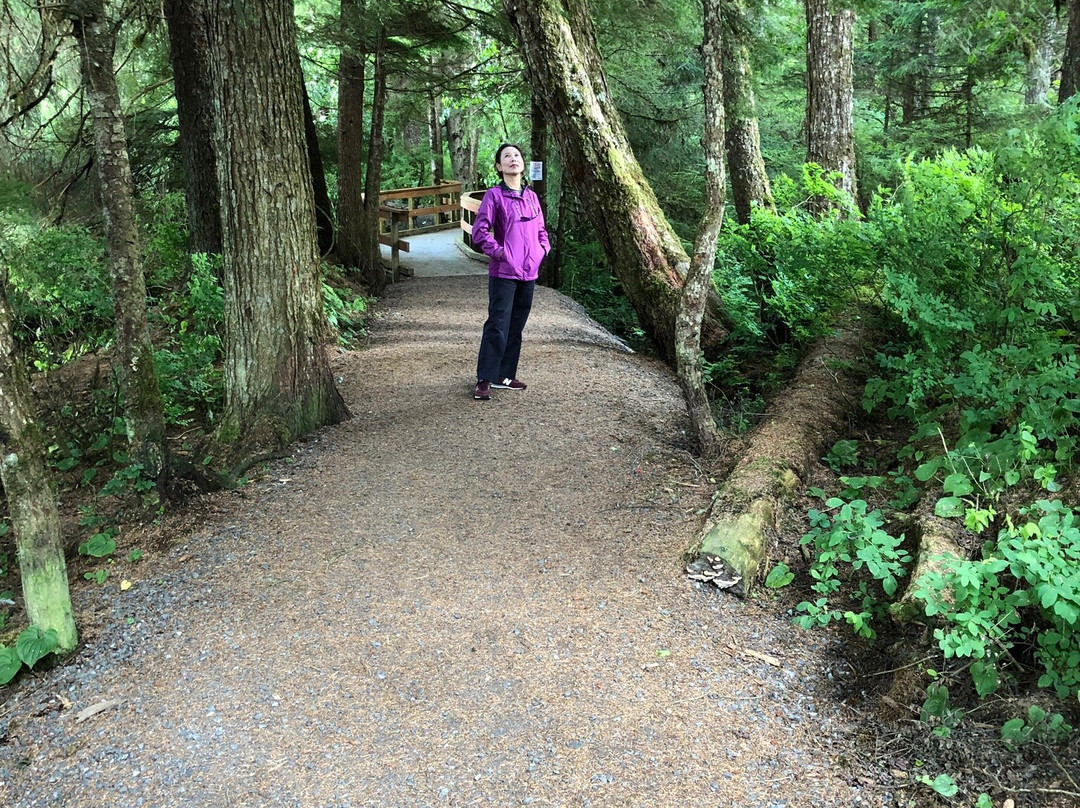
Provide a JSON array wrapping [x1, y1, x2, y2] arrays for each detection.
[[0, 276, 878, 808]]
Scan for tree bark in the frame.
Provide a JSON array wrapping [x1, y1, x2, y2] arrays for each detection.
[[360, 27, 389, 294], [504, 0, 731, 366], [1023, 13, 1057, 106], [336, 0, 367, 271], [687, 323, 869, 595], [163, 0, 222, 256], [676, 0, 727, 458], [204, 0, 349, 454], [72, 3, 167, 491], [428, 87, 444, 187], [0, 276, 78, 652], [301, 81, 336, 257], [1061, 0, 1080, 103], [721, 0, 774, 225], [445, 106, 472, 187], [805, 0, 858, 210]]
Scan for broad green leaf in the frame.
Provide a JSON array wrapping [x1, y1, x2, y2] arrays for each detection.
[[16, 626, 59, 669], [942, 472, 973, 496], [971, 660, 999, 696], [0, 646, 21, 684], [935, 497, 965, 518], [765, 564, 794, 589]]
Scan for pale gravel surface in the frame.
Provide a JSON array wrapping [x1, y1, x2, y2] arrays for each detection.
[[0, 275, 885, 808]]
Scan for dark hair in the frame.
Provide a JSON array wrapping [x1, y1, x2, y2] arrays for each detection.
[[494, 142, 525, 178]]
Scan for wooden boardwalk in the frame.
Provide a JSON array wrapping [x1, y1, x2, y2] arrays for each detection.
[[379, 228, 488, 279]]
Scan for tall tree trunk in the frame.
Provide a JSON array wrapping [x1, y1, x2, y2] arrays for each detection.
[[1023, 14, 1057, 106], [204, 0, 349, 454], [0, 276, 78, 652], [428, 87, 444, 186], [1061, 0, 1080, 103], [336, 0, 366, 271], [163, 0, 222, 256], [71, 3, 167, 491], [359, 28, 389, 294], [721, 0, 774, 225], [445, 107, 471, 187], [530, 96, 559, 287], [301, 81, 335, 257], [805, 0, 858, 210], [677, 0, 727, 458], [504, 0, 730, 366]]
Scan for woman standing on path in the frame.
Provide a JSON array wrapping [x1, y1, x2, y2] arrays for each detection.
[[470, 143, 550, 401]]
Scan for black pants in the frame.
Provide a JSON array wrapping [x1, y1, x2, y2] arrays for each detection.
[[476, 277, 535, 383]]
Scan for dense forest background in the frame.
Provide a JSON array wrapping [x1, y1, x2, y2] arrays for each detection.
[[2, 0, 1080, 800]]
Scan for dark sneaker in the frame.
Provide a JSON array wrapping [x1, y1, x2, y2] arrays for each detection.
[[492, 378, 527, 391], [473, 379, 491, 400]]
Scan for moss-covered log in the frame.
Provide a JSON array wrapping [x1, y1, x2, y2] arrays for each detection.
[[687, 324, 869, 595], [888, 501, 967, 624]]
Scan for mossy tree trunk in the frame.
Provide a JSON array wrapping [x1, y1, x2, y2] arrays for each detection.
[[676, 0, 726, 458], [0, 277, 78, 653], [504, 0, 732, 366], [689, 324, 868, 594], [71, 2, 167, 492], [204, 0, 349, 456]]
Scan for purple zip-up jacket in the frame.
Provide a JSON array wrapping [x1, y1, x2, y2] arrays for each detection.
[[471, 182, 550, 281]]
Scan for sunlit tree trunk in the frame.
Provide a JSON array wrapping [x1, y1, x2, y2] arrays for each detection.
[[204, 0, 349, 453], [805, 0, 858, 209], [504, 0, 731, 365], [163, 0, 222, 256], [721, 0, 773, 225], [0, 277, 78, 652], [1061, 0, 1080, 102], [677, 0, 726, 457], [71, 3, 167, 490], [336, 0, 367, 271]]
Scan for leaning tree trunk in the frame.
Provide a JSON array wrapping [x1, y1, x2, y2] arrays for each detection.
[[72, 4, 167, 491], [504, 0, 731, 366], [721, 0, 774, 225], [676, 0, 727, 458], [336, 0, 366, 271], [805, 0, 858, 211], [302, 81, 336, 257], [0, 276, 78, 652], [1061, 0, 1080, 103], [204, 0, 349, 455], [687, 323, 869, 594], [359, 28, 389, 294], [163, 0, 222, 256]]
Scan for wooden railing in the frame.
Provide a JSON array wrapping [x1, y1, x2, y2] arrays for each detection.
[[459, 189, 487, 259], [378, 180, 462, 281]]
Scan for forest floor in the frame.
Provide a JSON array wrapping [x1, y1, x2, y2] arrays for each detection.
[[0, 274, 1076, 808]]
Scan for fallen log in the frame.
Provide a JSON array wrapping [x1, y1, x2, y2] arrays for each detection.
[[686, 323, 870, 595], [888, 499, 968, 624]]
